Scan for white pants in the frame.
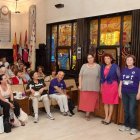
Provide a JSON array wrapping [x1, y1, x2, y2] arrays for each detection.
[[50, 94, 68, 112], [31, 95, 50, 115]]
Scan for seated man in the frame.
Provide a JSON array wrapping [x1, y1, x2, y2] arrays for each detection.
[[26, 71, 54, 123], [49, 71, 72, 116]]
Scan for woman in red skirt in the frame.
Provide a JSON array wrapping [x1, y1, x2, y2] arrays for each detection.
[[101, 53, 120, 125], [78, 54, 100, 120]]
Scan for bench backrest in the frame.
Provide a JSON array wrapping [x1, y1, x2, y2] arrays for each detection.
[[64, 79, 78, 91], [11, 84, 25, 93]]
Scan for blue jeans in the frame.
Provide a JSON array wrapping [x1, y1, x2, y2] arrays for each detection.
[[122, 93, 137, 129]]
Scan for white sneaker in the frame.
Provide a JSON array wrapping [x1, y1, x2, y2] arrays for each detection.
[[119, 125, 130, 131], [47, 113, 55, 120], [34, 116, 39, 123], [130, 129, 137, 135]]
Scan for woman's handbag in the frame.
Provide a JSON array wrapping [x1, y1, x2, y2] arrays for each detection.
[[18, 109, 28, 123], [0, 115, 4, 133]]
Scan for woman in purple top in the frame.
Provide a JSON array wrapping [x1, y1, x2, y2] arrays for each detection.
[[119, 55, 140, 135]]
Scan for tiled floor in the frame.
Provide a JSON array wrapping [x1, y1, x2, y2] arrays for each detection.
[[0, 109, 139, 140]]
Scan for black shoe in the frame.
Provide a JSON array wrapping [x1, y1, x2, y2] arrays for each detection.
[[69, 110, 75, 115], [101, 120, 105, 124], [104, 121, 111, 125]]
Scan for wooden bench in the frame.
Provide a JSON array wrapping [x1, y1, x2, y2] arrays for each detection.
[[23, 79, 78, 114]]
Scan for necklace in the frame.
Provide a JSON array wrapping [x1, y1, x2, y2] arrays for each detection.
[[87, 63, 96, 68]]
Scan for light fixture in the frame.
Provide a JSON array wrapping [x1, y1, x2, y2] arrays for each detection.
[[55, 3, 64, 8], [15, 0, 20, 13]]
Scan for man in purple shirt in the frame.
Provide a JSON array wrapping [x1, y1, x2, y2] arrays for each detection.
[[49, 71, 72, 116]]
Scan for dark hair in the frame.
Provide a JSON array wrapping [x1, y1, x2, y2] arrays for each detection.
[[125, 55, 136, 64], [15, 70, 23, 76], [102, 53, 114, 64], [0, 64, 5, 69], [37, 66, 44, 72], [87, 53, 95, 58], [0, 74, 5, 84], [29, 71, 36, 79]]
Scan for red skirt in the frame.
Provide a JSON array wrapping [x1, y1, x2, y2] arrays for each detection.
[[79, 91, 99, 112]]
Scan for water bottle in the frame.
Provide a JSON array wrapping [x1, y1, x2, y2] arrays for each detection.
[[10, 110, 14, 123]]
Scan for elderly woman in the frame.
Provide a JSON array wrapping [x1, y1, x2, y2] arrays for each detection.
[[44, 70, 56, 82], [78, 54, 100, 120], [101, 53, 120, 125], [119, 55, 140, 135], [0, 74, 23, 125], [26, 71, 54, 123]]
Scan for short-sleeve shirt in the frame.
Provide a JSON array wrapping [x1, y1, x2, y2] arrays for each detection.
[[26, 79, 46, 91], [120, 67, 140, 94], [79, 63, 100, 91], [49, 78, 66, 94]]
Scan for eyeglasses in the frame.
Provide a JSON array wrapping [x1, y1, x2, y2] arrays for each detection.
[[87, 57, 93, 59]]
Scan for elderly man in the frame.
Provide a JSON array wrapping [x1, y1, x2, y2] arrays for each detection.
[[49, 71, 72, 116]]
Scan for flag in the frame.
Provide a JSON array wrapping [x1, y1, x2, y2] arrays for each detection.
[[29, 22, 36, 70], [23, 30, 28, 63], [18, 33, 22, 60], [13, 32, 18, 62]]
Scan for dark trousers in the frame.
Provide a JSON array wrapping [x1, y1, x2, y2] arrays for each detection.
[[122, 93, 137, 129], [13, 101, 20, 117], [0, 100, 10, 120]]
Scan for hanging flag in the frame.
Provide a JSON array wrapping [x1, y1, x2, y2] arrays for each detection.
[[23, 30, 29, 63], [18, 32, 22, 60], [29, 22, 36, 70], [13, 32, 18, 63]]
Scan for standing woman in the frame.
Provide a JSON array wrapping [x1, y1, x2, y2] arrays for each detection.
[[119, 55, 140, 135], [78, 54, 100, 120], [101, 53, 120, 124]]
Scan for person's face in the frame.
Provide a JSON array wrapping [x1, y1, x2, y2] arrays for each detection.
[[17, 72, 22, 78], [38, 68, 43, 73], [2, 58, 6, 63], [87, 55, 94, 64], [1, 75, 8, 84], [104, 56, 112, 65], [33, 72, 39, 80], [126, 57, 134, 67], [52, 71, 56, 76], [57, 72, 64, 81], [0, 67, 6, 74]]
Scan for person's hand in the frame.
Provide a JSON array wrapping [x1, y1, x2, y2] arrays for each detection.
[[78, 85, 81, 90], [136, 93, 140, 100], [9, 102, 14, 109], [30, 89, 35, 95], [119, 92, 122, 99], [39, 88, 44, 94]]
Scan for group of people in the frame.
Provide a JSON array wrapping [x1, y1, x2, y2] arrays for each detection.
[[0, 57, 75, 132], [0, 54, 140, 135], [78, 53, 140, 135]]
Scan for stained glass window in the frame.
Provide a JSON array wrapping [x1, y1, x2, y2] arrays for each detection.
[[58, 24, 72, 46], [72, 22, 77, 70], [58, 49, 70, 70], [51, 25, 57, 69], [122, 15, 132, 66], [100, 16, 121, 46], [90, 19, 98, 47]]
